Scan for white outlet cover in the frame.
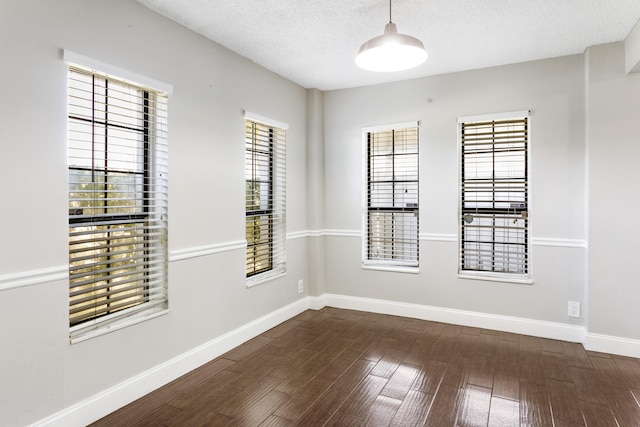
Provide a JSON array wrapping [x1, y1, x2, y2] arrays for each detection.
[[568, 301, 581, 317]]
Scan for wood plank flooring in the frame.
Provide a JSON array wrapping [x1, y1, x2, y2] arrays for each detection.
[[91, 307, 640, 426]]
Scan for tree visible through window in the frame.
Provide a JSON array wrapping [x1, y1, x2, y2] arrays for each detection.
[[245, 118, 286, 281], [68, 66, 168, 335]]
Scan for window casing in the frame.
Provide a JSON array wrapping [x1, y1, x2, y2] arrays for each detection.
[[68, 65, 169, 340], [363, 123, 419, 269], [245, 116, 286, 284], [459, 113, 529, 279]]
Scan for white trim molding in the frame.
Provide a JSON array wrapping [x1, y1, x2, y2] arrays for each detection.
[[0, 234, 588, 293], [323, 293, 586, 343], [33, 296, 314, 427], [324, 229, 361, 238], [585, 332, 640, 359], [458, 110, 530, 124], [457, 273, 533, 286], [170, 231, 368, 262], [324, 231, 587, 249], [244, 111, 289, 130], [362, 263, 420, 274], [286, 230, 310, 240], [305, 229, 325, 238], [307, 295, 327, 310], [362, 121, 420, 133], [420, 233, 456, 242], [530, 237, 587, 249], [0, 265, 68, 292], [169, 240, 246, 262], [63, 50, 173, 95]]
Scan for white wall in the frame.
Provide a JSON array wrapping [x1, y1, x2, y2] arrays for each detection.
[[322, 55, 587, 325], [587, 42, 640, 342], [0, 1, 309, 425]]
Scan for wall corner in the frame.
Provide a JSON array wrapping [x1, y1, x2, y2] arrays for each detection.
[[624, 19, 640, 74]]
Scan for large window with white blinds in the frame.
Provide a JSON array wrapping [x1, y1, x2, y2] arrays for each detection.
[[68, 65, 169, 340], [245, 115, 286, 284], [459, 113, 529, 278], [364, 122, 419, 269]]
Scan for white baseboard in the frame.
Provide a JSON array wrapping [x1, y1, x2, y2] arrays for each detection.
[[324, 294, 640, 357], [32, 297, 313, 427], [32, 293, 640, 426], [308, 294, 327, 310], [323, 293, 587, 343], [585, 332, 640, 358]]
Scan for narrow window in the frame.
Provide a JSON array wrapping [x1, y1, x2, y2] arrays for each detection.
[[364, 123, 419, 269], [68, 66, 168, 339], [245, 117, 286, 283], [459, 114, 529, 278]]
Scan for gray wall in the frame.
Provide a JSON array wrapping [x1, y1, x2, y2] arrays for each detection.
[[587, 42, 640, 339], [0, 1, 309, 425], [322, 55, 587, 324]]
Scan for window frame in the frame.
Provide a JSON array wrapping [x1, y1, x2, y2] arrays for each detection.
[[362, 121, 420, 273], [457, 111, 532, 284], [66, 52, 171, 342], [244, 112, 287, 287]]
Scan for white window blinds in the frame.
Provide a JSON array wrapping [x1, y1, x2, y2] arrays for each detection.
[[460, 115, 529, 276], [364, 124, 419, 267], [245, 118, 286, 282], [68, 66, 169, 338]]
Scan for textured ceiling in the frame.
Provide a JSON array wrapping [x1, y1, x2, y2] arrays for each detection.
[[136, 0, 640, 91]]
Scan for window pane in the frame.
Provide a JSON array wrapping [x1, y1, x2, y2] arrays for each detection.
[[394, 181, 418, 207], [69, 223, 149, 326], [69, 170, 144, 216], [460, 117, 528, 275], [368, 211, 418, 263], [369, 182, 393, 207], [369, 155, 392, 182], [370, 131, 393, 155], [68, 66, 168, 333], [245, 118, 286, 280], [246, 213, 273, 276], [366, 125, 419, 267]]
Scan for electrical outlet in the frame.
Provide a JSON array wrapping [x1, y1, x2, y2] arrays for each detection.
[[298, 279, 304, 294], [568, 301, 581, 318]]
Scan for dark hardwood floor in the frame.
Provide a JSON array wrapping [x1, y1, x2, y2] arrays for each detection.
[[91, 307, 640, 426]]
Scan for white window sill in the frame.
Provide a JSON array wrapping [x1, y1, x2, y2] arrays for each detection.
[[246, 270, 286, 288], [362, 263, 419, 274], [70, 308, 169, 344], [458, 272, 533, 285]]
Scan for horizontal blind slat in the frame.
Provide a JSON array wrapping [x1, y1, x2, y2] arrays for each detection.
[[366, 126, 419, 265], [68, 66, 168, 330], [460, 116, 528, 275], [245, 119, 286, 279]]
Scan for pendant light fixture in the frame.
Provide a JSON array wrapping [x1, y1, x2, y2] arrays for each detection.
[[355, 0, 428, 72]]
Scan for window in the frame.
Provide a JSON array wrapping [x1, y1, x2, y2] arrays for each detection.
[[68, 65, 169, 340], [245, 115, 286, 283], [459, 113, 529, 278], [364, 122, 419, 269]]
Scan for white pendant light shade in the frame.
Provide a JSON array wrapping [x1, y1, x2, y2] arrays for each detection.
[[356, 0, 427, 73], [356, 22, 427, 72]]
